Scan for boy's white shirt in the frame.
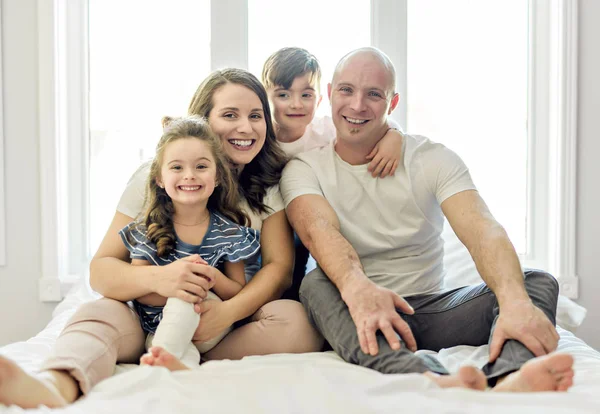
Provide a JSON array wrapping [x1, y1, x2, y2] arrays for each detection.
[[276, 115, 336, 157]]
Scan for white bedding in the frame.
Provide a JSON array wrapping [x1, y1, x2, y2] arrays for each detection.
[[1, 279, 600, 414], [2, 225, 599, 413]]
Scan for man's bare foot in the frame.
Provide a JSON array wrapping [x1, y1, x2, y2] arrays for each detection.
[[425, 366, 487, 390], [0, 356, 66, 408], [492, 353, 574, 393], [140, 347, 189, 372]]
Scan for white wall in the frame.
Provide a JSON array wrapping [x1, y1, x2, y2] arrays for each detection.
[[0, 0, 598, 349], [0, 0, 57, 346], [573, 0, 600, 350]]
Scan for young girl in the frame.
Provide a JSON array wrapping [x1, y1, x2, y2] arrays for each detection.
[[119, 115, 260, 368]]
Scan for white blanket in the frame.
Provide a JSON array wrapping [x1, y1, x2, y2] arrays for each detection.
[[1, 280, 600, 414]]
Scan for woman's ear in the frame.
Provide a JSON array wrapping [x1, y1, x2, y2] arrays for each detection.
[[156, 177, 164, 188]]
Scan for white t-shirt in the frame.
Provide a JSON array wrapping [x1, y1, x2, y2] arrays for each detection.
[[275, 116, 336, 157], [116, 161, 284, 233], [280, 134, 477, 297]]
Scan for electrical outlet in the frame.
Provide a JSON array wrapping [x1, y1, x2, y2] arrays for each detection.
[[559, 277, 579, 299], [39, 278, 63, 302]]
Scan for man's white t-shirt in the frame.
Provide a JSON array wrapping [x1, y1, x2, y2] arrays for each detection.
[[116, 161, 284, 233], [280, 134, 477, 297]]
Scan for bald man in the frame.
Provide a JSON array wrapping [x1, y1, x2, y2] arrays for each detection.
[[280, 47, 574, 392]]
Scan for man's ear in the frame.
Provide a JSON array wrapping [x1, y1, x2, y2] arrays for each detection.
[[388, 93, 400, 114], [327, 83, 332, 101]]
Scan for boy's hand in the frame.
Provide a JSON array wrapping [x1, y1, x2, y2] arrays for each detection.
[[366, 129, 403, 178]]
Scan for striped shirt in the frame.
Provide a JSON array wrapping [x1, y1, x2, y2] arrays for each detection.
[[119, 211, 260, 333]]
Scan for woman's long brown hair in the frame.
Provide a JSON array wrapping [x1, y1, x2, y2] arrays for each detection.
[[187, 68, 288, 214]]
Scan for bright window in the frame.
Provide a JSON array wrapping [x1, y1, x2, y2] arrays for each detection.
[[406, 0, 529, 254], [88, 0, 211, 253], [247, 0, 370, 116], [40, 0, 577, 302]]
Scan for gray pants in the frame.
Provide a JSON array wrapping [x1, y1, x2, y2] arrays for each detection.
[[299, 268, 559, 383]]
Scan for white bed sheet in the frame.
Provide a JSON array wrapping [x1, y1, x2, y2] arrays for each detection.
[[1, 280, 600, 414]]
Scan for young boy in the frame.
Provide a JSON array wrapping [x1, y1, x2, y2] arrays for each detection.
[[261, 46, 403, 178]]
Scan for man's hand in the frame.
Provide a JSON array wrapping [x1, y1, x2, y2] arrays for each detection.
[[489, 299, 560, 362], [341, 280, 417, 356], [155, 255, 214, 303]]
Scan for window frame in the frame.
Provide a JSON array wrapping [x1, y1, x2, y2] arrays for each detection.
[[38, 0, 579, 301], [0, 3, 5, 267]]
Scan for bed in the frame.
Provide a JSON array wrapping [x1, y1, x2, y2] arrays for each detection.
[[2, 225, 599, 413]]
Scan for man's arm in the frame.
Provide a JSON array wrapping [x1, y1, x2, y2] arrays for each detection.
[[441, 189, 560, 361], [287, 194, 363, 293], [286, 194, 416, 356]]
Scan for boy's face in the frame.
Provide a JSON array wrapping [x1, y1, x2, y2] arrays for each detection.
[[267, 73, 322, 135]]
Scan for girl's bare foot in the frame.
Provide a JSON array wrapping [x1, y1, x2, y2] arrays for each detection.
[[492, 353, 574, 392], [140, 347, 189, 372], [425, 366, 487, 390], [0, 356, 66, 408]]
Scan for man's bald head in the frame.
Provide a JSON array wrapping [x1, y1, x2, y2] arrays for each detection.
[[332, 47, 396, 98]]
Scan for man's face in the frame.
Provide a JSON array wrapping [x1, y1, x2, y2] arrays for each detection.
[[328, 54, 398, 147]]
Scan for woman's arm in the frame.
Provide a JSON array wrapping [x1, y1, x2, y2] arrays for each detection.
[[89, 211, 212, 303], [200, 210, 293, 319], [212, 261, 246, 300], [191, 210, 294, 342], [226, 210, 294, 318], [128, 258, 169, 306]]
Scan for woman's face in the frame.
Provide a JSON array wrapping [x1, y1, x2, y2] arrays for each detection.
[[207, 83, 267, 168]]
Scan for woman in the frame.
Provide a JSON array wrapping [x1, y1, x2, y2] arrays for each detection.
[[0, 69, 323, 408]]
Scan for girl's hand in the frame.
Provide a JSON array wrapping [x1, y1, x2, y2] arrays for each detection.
[[190, 262, 220, 290], [366, 129, 402, 178], [192, 299, 236, 343], [156, 254, 214, 303]]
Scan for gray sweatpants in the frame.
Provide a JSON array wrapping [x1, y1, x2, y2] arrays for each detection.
[[299, 268, 559, 383]]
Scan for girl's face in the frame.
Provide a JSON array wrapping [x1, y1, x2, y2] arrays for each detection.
[[157, 137, 218, 208], [207, 83, 267, 168]]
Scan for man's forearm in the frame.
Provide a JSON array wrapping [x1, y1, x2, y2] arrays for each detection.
[[89, 257, 158, 301], [469, 223, 530, 306], [302, 221, 370, 295]]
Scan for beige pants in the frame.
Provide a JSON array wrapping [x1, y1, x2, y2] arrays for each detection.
[[40, 297, 323, 394]]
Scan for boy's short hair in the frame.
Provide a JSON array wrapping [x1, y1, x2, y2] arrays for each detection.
[[262, 47, 322, 92]]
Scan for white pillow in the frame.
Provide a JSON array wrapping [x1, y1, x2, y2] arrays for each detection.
[[441, 220, 586, 332]]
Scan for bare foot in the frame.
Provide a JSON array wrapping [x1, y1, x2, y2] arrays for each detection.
[[0, 356, 66, 408], [492, 353, 574, 392], [425, 366, 487, 390], [140, 347, 189, 372]]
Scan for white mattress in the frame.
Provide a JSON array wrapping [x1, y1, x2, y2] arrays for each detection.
[[1, 280, 600, 413]]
